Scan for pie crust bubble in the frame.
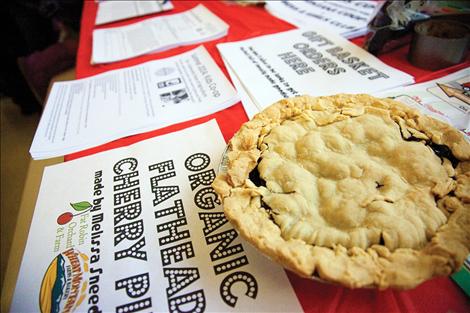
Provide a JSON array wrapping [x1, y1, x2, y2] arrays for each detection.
[[212, 94, 470, 289]]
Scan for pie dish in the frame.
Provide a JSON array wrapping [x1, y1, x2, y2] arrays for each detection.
[[212, 94, 470, 289]]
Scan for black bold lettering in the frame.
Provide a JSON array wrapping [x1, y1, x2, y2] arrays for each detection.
[[155, 200, 185, 219], [168, 290, 205, 313], [206, 229, 243, 262], [114, 171, 139, 191], [114, 188, 140, 206], [185, 153, 210, 172], [114, 158, 138, 175], [114, 202, 142, 225], [194, 187, 220, 210], [152, 185, 180, 206], [220, 271, 258, 307], [114, 220, 144, 246], [214, 255, 249, 275], [157, 218, 190, 246], [115, 237, 147, 261], [150, 171, 176, 186], [163, 267, 200, 297], [115, 298, 152, 313], [160, 241, 195, 266], [149, 160, 174, 173], [115, 273, 150, 298], [188, 169, 216, 190], [198, 212, 227, 236]]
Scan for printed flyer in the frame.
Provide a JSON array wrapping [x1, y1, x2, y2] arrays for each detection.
[[93, 4, 229, 63], [30, 46, 239, 159], [13, 120, 303, 313], [218, 28, 414, 118], [377, 68, 470, 137], [265, 0, 382, 39], [95, 0, 174, 26]]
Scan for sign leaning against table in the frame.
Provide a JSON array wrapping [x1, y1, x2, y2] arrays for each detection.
[[12, 120, 303, 313]]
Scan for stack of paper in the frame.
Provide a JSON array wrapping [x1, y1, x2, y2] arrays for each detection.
[[217, 28, 414, 118], [92, 4, 229, 64], [95, 0, 174, 25], [377, 68, 470, 138], [265, 0, 383, 39], [30, 46, 240, 159]]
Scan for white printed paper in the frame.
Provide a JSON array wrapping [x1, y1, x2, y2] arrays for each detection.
[[30, 46, 239, 159], [218, 28, 414, 118], [224, 58, 260, 119], [96, 0, 174, 25], [377, 68, 470, 137], [265, 0, 383, 39], [92, 4, 229, 63], [14, 120, 303, 313]]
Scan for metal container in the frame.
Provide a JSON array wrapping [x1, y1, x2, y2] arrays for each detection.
[[408, 19, 469, 70]]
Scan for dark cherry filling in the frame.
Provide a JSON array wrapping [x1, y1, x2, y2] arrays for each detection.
[[428, 142, 459, 168], [400, 135, 460, 168], [249, 165, 278, 222], [379, 234, 385, 246], [249, 165, 267, 187]]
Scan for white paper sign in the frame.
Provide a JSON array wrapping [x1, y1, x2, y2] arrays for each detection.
[[93, 4, 229, 63], [14, 120, 303, 313], [218, 28, 414, 117], [377, 68, 470, 137], [30, 46, 240, 159], [265, 0, 383, 39], [96, 0, 174, 25]]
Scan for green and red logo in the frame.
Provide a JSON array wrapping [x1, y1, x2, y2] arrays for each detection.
[[57, 202, 92, 225]]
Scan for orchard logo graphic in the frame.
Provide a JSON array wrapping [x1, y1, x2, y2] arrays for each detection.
[[57, 202, 92, 225], [39, 248, 89, 313]]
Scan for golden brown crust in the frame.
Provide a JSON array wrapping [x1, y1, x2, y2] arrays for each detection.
[[213, 94, 470, 289]]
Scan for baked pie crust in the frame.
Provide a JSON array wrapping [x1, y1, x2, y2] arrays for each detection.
[[212, 94, 470, 289]]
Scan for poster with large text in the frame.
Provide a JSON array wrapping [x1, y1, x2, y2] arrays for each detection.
[[12, 120, 303, 313], [218, 28, 414, 118]]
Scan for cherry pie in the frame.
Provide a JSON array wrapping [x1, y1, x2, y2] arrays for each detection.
[[213, 94, 470, 289]]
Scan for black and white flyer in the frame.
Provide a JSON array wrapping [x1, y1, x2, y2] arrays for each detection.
[[218, 28, 414, 118], [93, 4, 228, 63], [30, 46, 239, 159], [265, 0, 382, 39]]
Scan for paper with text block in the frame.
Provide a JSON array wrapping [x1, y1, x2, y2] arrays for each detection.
[[30, 46, 239, 159], [266, 0, 383, 39], [14, 120, 303, 313], [96, 0, 174, 25], [93, 4, 228, 63], [218, 28, 414, 117]]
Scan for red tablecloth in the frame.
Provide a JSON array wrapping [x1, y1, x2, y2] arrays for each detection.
[[71, 1, 469, 312]]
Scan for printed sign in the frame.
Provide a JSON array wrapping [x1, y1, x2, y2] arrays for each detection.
[[218, 28, 414, 117], [13, 120, 303, 313]]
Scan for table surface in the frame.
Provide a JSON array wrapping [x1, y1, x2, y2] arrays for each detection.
[[2, 1, 469, 312]]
